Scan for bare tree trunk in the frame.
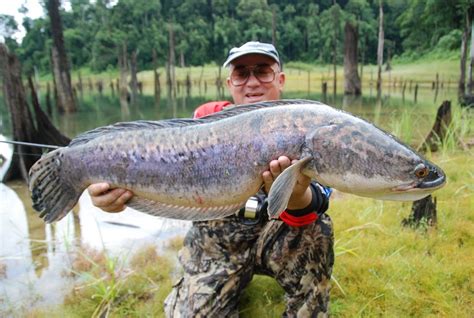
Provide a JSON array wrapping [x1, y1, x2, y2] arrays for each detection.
[[46, 82, 52, 117], [168, 21, 177, 99], [186, 72, 192, 97], [344, 22, 361, 95], [419, 101, 452, 152], [180, 50, 185, 68], [459, 9, 473, 99], [152, 49, 161, 108], [332, 3, 339, 96], [0, 44, 39, 180], [402, 195, 437, 229], [360, 35, 366, 89], [77, 71, 83, 100], [129, 49, 139, 105], [376, 0, 384, 96], [118, 43, 129, 111], [0, 44, 69, 181], [27, 76, 69, 146], [47, 0, 76, 113], [469, 18, 474, 94], [272, 6, 277, 46]]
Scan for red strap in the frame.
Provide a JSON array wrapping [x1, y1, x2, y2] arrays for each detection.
[[193, 101, 232, 118], [279, 211, 318, 227]]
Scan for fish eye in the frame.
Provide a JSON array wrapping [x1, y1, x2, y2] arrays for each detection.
[[414, 163, 429, 178]]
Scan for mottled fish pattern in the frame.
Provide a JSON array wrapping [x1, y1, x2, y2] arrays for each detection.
[[28, 99, 446, 223]]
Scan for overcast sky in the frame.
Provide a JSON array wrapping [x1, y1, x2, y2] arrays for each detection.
[[1, 0, 45, 42]]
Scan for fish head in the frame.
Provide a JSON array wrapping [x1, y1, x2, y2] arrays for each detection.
[[303, 118, 446, 201]]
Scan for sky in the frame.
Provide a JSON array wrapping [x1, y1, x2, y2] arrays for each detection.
[[1, 0, 45, 42]]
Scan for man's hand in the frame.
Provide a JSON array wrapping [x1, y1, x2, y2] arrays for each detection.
[[262, 156, 312, 210], [87, 183, 133, 213]]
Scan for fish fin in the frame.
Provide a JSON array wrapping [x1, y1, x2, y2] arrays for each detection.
[[267, 156, 313, 219], [199, 99, 323, 120], [69, 100, 324, 147], [28, 149, 84, 223], [69, 119, 201, 147], [126, 197, 245, 221]]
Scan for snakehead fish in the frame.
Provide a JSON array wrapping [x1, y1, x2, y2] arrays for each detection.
[[28, 99, 446, 223]]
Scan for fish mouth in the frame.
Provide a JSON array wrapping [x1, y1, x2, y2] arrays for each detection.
[[392, 165, 446, 192], [417, 165, 446, 189]]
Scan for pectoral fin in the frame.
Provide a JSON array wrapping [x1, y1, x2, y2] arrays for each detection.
[[267, 156, 313, 219]]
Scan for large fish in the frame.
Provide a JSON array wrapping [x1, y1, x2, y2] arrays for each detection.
[[29, 100, 446, 223]]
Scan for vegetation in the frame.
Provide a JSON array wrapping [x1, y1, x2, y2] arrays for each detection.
[[0, 0, 471, 75]]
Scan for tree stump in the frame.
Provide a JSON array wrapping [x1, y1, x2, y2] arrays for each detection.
[[402, 195, 437, 228], [419, 100, 452, 152], [406, 100, 452, 229], [0, 44, 69, 181]]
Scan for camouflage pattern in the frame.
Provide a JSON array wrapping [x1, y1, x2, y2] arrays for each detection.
[[164, 213, 334, 317]]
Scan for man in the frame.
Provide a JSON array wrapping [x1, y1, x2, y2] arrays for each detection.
[[88, 41, 334, 317]]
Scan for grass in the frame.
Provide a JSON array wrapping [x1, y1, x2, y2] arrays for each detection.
[[29, 244, 176, 317]]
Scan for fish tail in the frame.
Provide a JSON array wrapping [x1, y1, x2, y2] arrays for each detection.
[[28, 149, 82, 223]]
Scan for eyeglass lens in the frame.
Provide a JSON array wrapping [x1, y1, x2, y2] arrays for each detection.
[[231, 64, 276, 86]]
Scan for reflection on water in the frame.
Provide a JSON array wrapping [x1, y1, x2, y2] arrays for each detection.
[[0, 179, 190, 313], [76, 192, 190, 252], [0, 86, 460, 313], [0, 182, 76, 312]]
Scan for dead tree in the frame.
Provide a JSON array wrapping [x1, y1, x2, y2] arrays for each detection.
[[419, 100, 452, 152], [402, 195, 437, 228], [459, 8, 473, 100], [469, 13, 474, 94], [405, 101, 453, 229], [272, 6, 277, 46], [27, 77, 69, 146], [152, 49, 161, 108], [118, 43, 129, 110], [46, 82, 52, 117], [47, 0, 76, 113], [167, 20, 177, 99], [376, 0, 384, 96], [129, 49, 139, 104], [0, 44, 69, 181], [332, 3, 340, 96], [77, 71, 83, 100], [186, 72, 192, 97], [343, 22, 361, 95]]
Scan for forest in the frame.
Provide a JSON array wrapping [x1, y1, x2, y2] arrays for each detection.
[[0, 0, 471, 74]]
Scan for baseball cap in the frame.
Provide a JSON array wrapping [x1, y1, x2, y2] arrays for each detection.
[[223, 41, 281, 67]]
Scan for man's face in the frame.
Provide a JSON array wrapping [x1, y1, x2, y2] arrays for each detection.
[[226, 54, 285, 105]]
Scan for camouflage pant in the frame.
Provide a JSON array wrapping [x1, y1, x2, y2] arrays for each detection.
[[164, 213, 334, 318]]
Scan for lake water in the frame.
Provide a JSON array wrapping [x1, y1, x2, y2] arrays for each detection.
[[0, 84, 459, 313]]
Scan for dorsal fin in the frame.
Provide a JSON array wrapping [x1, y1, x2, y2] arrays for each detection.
[[68, 99, 321, 147], [201, 99, 321, 120], [68, 119, 202, 146]]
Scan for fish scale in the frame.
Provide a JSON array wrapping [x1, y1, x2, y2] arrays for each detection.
[[28, 99, 446, 223]]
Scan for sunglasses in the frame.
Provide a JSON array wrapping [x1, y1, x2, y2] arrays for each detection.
[[230, 64, 278, 86]]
